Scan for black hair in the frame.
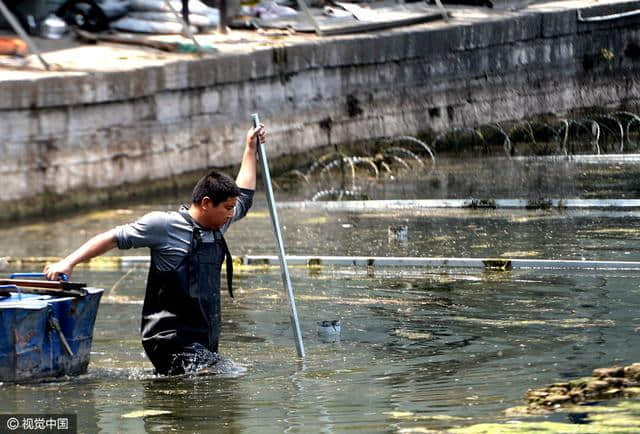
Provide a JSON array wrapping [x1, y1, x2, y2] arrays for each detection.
[[192, 170, 240, 205]]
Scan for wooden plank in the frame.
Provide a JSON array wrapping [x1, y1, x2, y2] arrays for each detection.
[[0, 279, 87, 292], [13, 286, 87, 297]]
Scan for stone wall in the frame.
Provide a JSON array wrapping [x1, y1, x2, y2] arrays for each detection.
[[2, 0, 640, 217]]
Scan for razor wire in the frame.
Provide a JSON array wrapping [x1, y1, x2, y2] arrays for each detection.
[[272, 109, 640, 201]]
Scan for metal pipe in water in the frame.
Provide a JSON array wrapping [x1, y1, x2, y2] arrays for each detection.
[[252, 113, 305, 358]]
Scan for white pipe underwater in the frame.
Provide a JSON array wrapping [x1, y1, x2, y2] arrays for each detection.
[[277, 199, 640, 211], [10, 255, 640, 271], [240, 255, 640, 271]]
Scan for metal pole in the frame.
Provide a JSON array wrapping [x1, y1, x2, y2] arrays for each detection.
[[218, 0, 228, 34], [295, 0, 323, 36], [252, 113, 305, 358], [162, 0, 204, 53], [432, 0, 449, 23], [0, 0, 50, 70]]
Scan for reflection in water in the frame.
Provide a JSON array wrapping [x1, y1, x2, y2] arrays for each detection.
[[0, 378, 100, 433], [140, 374, 244, 432]]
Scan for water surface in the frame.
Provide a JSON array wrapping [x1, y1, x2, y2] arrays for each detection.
[[2, 154, 640, 432], [2, 203, 640, 432]]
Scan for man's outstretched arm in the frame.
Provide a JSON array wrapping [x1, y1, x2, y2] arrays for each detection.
[[43, 230, 117, 280]]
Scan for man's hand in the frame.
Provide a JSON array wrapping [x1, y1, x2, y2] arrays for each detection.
[[43, 260, 74, 281], [246, 123, 266, 153]]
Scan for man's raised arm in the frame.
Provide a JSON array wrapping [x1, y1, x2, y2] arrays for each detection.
[[235, 123, 265, 190]]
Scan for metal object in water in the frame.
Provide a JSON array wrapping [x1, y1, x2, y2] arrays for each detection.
[[388, 225, 408, 242], [318, 320, 341, 342]]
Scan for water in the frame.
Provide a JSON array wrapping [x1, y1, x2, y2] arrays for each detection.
[[285, 152, 640, 201], [2, 155, 640, 432], [2, 264, 640, 432]]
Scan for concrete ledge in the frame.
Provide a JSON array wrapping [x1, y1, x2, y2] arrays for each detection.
[[2, 0, 640, 218]]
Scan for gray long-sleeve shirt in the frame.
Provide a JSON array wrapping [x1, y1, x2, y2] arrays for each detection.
[[113, 189, 253, 271]]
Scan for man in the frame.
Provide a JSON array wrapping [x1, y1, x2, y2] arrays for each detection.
[[44, 123, 266, 375]]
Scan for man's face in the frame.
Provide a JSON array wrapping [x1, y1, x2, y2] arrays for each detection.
[[201, 196, 237, 230]]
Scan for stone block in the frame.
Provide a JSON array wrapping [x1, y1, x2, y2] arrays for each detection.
[[154, 92, 190, 122], [250, 47, 279, 79], [625, 363, 640, 380], [0, 110, 34, 142], [201, 88, 221, 114], [541, 9, 577, 38], [0, 79, 36, 110], [162, 62, 191, 91], [593, 366, 625, 378]]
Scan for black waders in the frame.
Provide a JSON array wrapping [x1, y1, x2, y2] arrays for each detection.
[[140, 210, 233, 375]]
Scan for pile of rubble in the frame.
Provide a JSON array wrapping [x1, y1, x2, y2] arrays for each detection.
[[507, 363, 640, 415]]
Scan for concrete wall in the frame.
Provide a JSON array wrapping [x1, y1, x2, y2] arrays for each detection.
[[2, 0, 640, 217]]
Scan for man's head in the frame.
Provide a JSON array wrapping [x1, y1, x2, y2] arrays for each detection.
[[190, 170, 241, 230]]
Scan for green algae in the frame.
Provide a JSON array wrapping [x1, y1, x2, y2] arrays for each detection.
[[451, 400, 640, 433]]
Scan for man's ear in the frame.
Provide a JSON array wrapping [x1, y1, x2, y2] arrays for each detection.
[[200, 196, 212, 209]]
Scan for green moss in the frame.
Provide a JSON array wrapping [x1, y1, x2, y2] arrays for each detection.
[[453, 399, 640, 434], [568, 377, 594, 389], [451, 421, 587, 433]]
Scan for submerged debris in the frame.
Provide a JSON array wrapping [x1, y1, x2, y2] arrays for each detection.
[[507, 362, 640, 415], [388, 225, 408, 242], [121, 409, 172, 418], [281, 136, 436, 201]]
